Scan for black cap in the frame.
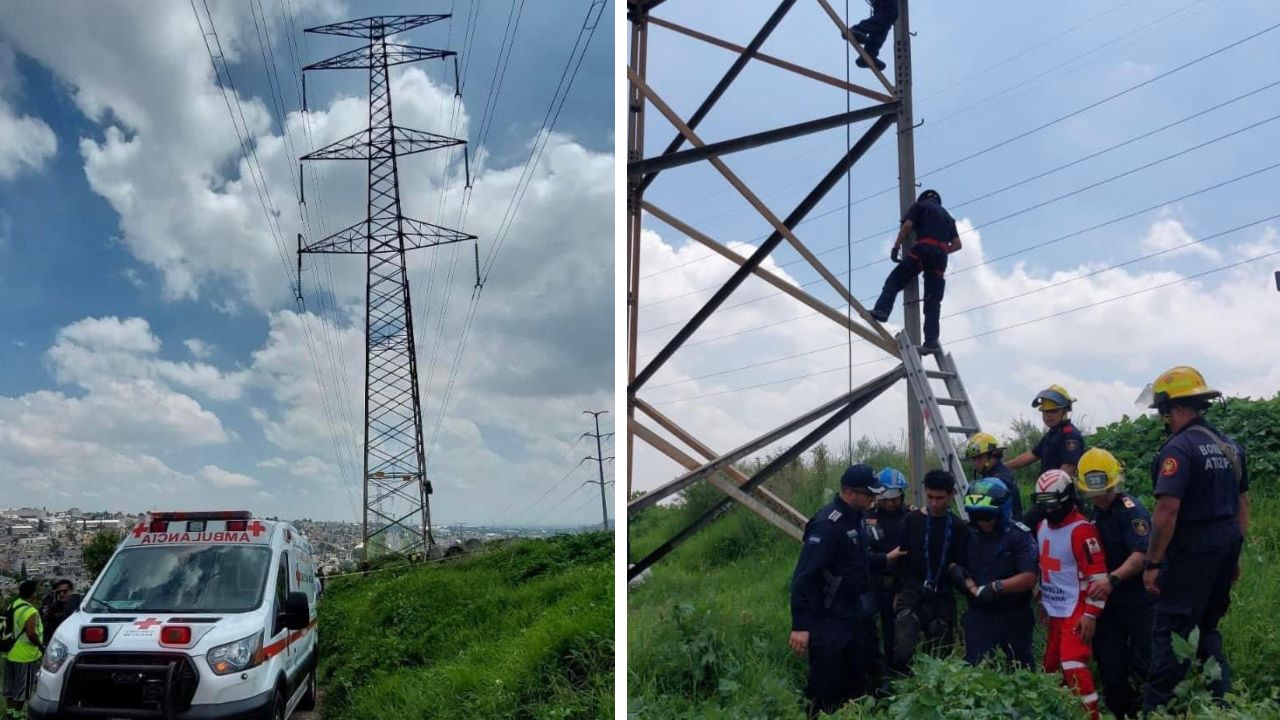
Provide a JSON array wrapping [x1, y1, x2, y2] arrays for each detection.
[[841, 463, 883, 493]]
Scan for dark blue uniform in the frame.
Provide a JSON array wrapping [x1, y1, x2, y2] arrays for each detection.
[[792, 495, 883, 716], [849, 0, 899, 57], [891, 510, 966, 672], [986, 461, 1023, 521], [1090, 492, 1154, 719], [1022, 422, 1086, 528], [956, 520, 1038, 668], [1143, 419, 1247, 710], [872, 199, 959, 345], [864, 504, 912, 677]]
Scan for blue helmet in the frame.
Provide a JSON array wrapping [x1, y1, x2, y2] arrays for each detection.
[[876, 468, 908, 499], [965, 477, 1013, 527]]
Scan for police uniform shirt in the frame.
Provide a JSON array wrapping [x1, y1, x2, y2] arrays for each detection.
[[1032, 421, 1085, 471], [903, 199, 959, 242], [962, 521, 1037, 610], [900, 510, 968, 587], [791, 495, 873, 631], [1152, 417, 1248, 525], [866, 505, 911, 586], [1090, 492, 1152, 604]]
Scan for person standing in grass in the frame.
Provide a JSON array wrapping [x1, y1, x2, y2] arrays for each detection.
[[789, 464, 905, 717], [889, 469, 967, 674], [1138, 366, 1247, 712], [3, 580, 44, 718]]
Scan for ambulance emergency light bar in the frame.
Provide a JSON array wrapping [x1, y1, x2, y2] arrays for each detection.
[[147, 510, 253, 533]]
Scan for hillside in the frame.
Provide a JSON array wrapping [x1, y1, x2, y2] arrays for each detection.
[[318, 532, 613, 720], [628, 396, 1280, 718]]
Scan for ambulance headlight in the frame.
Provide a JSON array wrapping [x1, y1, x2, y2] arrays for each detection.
[[42, 639, 69, 674], [207, 632, 263, 675]]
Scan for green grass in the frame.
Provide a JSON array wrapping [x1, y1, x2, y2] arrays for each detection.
[[628, 400, 1280, 718], [318, 532, 613, 720]]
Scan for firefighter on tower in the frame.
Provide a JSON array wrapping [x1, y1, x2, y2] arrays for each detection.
[[1033, 469, 1108, 720]]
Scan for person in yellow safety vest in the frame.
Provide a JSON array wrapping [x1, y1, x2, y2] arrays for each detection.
[[3, 580, 44, 717]]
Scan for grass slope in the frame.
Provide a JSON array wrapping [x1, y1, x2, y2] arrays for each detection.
[[319, 532, 613, 720], [629, 400, 1280, 718]]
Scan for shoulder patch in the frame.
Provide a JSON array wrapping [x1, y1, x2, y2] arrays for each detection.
[[807, 535, 822, 544], [1065, 438, 1080, 452], [1013, 521, 1031, 533], [1160, 457, 1179, 477], [827, 509, 843, 522], [1085, 536, 1102, 555], [1131, 518, 1149, 537], [1122, 496, 1136, 509]]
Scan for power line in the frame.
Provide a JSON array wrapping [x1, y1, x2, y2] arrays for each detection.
[[647, 216, 1280, 405], [640, 10, 1276, 281]]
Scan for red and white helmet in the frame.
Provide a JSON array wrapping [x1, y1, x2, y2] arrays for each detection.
[[1032, 469, 1075, 513]]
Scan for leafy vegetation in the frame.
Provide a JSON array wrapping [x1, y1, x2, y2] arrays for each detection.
[[81, 529, 121, 581], [319, 532, 612, 720], [629, 395, 1280, 718]]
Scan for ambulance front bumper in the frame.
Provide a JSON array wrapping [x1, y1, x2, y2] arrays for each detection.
[[27, 687, 274, 720]]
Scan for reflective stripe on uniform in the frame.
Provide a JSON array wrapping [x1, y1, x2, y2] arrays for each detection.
[[1061, 660, 1087, 670]]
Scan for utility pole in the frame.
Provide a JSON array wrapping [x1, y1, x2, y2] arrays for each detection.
[[298, 15, 476, 562], [582, 410, 615, 530]]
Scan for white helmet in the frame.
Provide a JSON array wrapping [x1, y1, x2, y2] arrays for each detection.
[[1032, 469, 1075, 515]]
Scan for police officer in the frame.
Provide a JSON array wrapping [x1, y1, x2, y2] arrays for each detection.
[[890, 469, 966, 673], [863, 468, 912, 689], [790, 464, 905, 717], [1139, 367, 1248, 711], [1076, 448, 1152, 719], [1007, 385, 1087, 527], [964, 432, 1023, 521], [949, 477, 1038, 668], [869, 189, 962, 353]]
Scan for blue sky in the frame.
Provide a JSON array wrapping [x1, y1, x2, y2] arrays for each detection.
[[631, 0, 1280, 490], [0, 0, 613, 525]]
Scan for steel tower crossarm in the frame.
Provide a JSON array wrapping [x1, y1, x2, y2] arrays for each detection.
[[305, 15, 450, 39]]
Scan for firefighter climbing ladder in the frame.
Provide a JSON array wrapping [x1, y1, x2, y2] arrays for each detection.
[[626, 0, 986, 580]]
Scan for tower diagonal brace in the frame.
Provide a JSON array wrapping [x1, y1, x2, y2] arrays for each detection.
[[305, 44, 454, 71]]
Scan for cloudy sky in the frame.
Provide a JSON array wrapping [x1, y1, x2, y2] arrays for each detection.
[[631, 0, 1280, 494], [0, 0, 613, 525]]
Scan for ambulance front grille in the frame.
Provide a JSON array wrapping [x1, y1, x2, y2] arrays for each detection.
[[63, 652, 199, 714]]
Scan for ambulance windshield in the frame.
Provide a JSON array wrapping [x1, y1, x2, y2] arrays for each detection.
[[83, 545, 272, 613]]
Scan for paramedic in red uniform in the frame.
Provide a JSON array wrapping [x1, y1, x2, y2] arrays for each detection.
[[1033, 469, 1108, 720]]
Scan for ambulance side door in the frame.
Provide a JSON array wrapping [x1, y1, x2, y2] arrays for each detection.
[[271, 551, 294, 675]]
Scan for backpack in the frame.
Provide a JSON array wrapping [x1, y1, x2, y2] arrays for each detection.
[[0, 600, 32, 653]]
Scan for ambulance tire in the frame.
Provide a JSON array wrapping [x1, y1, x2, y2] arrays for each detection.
[[265, 686, 287, 720], [298, 668, 318, 711]]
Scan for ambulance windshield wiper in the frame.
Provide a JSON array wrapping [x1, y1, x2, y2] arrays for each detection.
[[82, 598, 132, 613]]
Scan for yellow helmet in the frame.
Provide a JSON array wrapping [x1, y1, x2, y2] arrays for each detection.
[[1142, 365, 1221, 409], [963, 432, 1003, 459], [1032, 384, 1075, 411], [1076, 448, 1123, 498]]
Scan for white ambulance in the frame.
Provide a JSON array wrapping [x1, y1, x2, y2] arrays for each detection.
[[29, 511, 319, 720]]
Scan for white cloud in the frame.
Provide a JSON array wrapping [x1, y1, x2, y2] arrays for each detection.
[[1140, 216, 1219, 261], [631, 216, 1280, 494], [0, 41, 57, 181], [184, 338, 213, 359], [201, 465, 258, 488]]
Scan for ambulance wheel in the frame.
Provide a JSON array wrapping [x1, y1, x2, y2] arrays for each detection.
[[266, 687, 287, 720], [298, 670, 317, 711]]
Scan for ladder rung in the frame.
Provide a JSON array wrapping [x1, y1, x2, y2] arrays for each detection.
[[926, 370, 956, 380], [936, 398, 965, 407], [946, 425, 979, 435]]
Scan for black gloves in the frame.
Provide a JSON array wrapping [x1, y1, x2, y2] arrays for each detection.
[[890, 245, 901, 263]]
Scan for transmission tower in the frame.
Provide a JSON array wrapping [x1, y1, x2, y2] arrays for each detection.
[[626, 0, 985, 580], [298, 14, 475, 562], [582, 410, 616, 530]]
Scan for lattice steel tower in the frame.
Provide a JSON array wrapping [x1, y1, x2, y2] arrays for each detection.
[[299, 15, 475, 561]]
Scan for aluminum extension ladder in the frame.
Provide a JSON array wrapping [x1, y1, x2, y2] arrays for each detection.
[[897, 332, 981, 511]]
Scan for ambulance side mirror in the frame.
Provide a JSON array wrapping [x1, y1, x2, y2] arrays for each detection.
[[279, 592, 310, 631]]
